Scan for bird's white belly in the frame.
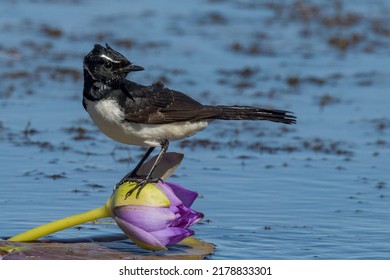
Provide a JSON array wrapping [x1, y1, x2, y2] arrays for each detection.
[[85, 98, 209, 147]]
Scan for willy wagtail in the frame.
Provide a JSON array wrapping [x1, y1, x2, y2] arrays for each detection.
[[83, 44, 296, 197]]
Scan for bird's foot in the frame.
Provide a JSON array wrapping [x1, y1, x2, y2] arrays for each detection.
[[115, 176, 161, 199], [114, 173, 139, 190], [125, 179, 146, 199]]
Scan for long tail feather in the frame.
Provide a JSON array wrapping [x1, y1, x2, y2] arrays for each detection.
[[214, 105, 296, 124]]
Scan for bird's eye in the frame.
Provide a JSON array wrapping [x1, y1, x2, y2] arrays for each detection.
[[103, 62, 112, 69]]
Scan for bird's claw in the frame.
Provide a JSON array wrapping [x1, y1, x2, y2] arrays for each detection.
[[125, 180, 147, 199], [114, 176, 162, 199]]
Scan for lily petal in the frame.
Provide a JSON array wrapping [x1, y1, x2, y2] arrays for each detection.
[[114, 205, 176, 232], [157, 182, 182, 207], [165, 182, 199, 207], [114, 217, 167, 250], [172, 206, 204, 228], [151, 227, 195, 246]]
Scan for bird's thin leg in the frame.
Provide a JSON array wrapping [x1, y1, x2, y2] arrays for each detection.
[[142, 140, 169, 184], [125, 140, 169, 199], [116, 147, 155, 188]]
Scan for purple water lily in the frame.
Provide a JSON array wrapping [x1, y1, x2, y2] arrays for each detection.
[[111, 181, 203, 251]]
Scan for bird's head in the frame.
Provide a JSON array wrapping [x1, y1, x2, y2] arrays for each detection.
[[83, 44, 144, 83]]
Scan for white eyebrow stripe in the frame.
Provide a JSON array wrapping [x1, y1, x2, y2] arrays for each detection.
[[100, 54, 121, 63], [83, 64, 97, 80]]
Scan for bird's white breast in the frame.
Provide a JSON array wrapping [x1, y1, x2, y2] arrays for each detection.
[[85, 98, 209, 147]]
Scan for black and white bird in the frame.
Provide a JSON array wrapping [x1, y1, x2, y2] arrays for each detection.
[[83, 44, 296, 197]]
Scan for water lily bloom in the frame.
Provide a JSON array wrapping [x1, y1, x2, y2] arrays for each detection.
[[108, 181, 203, 251]]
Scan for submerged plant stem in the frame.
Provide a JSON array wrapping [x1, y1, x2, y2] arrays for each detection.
[[8, 205, 111, 242]]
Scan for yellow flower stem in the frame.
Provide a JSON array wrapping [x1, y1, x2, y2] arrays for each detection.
[[8, 205, 111, 242]]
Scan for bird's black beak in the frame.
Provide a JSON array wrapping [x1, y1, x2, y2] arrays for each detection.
[[120, 64, 144, 73]]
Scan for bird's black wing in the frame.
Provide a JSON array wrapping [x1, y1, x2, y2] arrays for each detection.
[[121, 80, 220, 124]]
